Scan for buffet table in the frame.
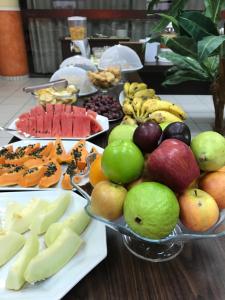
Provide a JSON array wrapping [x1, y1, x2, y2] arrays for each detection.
[[8, 121, 225, 300], [7, 85, 225, 300]]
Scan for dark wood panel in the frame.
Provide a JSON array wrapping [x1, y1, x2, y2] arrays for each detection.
[[21, 9, 149, 20]]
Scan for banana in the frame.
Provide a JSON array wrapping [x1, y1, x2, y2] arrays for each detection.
[[149, 111, 183, 123], [140, 99, 187, 120], [123, 82, 130, 97], [121, 115, 137, 126], [132, 97, 144, 118], [128, 82, 147, 98], [133, 88, 156, 100], [122, 102, 135, 116]]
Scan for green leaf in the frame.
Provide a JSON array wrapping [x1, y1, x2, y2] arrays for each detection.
[[204, 0, 224, 23], [158, 51, 209, 77], [162, 70, 210, 86], [198, 35, 225, 61], [161, 36, 197, 58], [150, 0, 187, 33], [203, 56, 219, 78], [147, 0, 161, 12], [178, 11, 219, 41]]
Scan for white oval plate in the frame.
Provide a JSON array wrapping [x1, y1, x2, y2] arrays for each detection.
[[0, 139, 103, 190], [0, 190, 107, 300], [8, 114, 109, 141]]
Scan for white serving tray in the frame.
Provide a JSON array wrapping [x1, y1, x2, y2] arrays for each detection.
[[8, 115, 109, 141], [0, 190, 107, 300], [0, 139, 103, 191]]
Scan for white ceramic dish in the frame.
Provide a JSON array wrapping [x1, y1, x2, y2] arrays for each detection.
[[0, 139, 103, 190], [8, 114, 109, 140], [119, 90, 125, 106], [0, 190, 107, 300]]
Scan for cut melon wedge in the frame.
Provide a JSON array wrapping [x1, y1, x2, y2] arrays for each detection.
[[45, 209, 90, 247], [5, 198, 49, 234], [0, 231, 25, 266], [24, 227, 83, 283], [29, 192, 71, 235], [6, 234, 39, 290]]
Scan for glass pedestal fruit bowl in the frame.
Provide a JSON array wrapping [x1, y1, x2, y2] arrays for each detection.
[[71, 181, 225, 263]]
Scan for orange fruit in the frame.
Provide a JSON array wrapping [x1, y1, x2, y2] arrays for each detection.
[[199, 171, 225, 209], [89, 155, 108, 187]]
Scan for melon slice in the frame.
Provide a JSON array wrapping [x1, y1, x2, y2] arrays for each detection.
[[29, 192, 71, 235], [6, 234, 39, 290], [45, 209, 90, 247], [0, 231, 25, 266], [5, 198, 49, 234], [24, 227, 83, 283]]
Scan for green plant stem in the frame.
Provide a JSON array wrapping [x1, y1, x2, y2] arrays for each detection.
[[211, 57, 225, 133]]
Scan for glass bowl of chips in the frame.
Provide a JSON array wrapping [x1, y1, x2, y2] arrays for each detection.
[[88, 66, 122, 94]]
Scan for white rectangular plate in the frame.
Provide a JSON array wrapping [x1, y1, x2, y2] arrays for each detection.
[[0, 190, 107, 300], [8, 115, 109, 140], [0, 139, 103, 191]]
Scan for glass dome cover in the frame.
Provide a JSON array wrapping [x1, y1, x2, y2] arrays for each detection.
[[98, 45, 143, 72]]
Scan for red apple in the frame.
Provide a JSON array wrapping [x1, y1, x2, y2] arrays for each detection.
[[147, 139, 200, 194]]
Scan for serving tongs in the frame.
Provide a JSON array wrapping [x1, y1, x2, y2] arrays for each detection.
[[23, 79, 68, 93]]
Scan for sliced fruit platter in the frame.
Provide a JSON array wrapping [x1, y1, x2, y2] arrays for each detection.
[[8, 104, 109, 140], [0, 139, 103, 190], [0, 190, 106, 299]]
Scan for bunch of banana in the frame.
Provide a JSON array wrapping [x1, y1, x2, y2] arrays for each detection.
[[124, 82, 147, 98], [121, 97, 187, 125]]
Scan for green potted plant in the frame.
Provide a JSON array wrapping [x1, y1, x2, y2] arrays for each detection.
[[148, 0, 225, 133]]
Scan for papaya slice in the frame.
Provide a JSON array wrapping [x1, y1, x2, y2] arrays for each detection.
[[39, 160, 62, 188], [15, 143, 40, 155], [61, 160, 80, 190], [69, 140, 88, 170], [24, 157, 50, 169], [4, 150, 30, 166], [0, 164, 17, 175], [50, 138, 70, 164], [29, 142, 54, 158], [24, 227, 83, 283], [18, 165, 47, 187], [0, 166, 26, 186], [0, 146, 13, 164]]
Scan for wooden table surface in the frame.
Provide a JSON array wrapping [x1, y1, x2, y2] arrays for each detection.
[[9, 84, 225, 300]]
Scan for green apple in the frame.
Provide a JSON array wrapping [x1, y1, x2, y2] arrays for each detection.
[[102, 140, 144, 184], [91, 180, 127, 220], [108, 124, 137, 144], [159, 121, 172, 131], [191, 131, 225, 171], [124, 182, 179, 239]]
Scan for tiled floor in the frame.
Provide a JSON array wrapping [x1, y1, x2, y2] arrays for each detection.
[[0, 77, 219, 147]]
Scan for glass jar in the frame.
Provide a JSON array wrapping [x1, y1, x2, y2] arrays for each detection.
[[68, 16, 87, 40]]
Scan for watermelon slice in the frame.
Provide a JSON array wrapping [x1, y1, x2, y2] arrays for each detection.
[[73, 115, 90, 137], [90, 117, 103, 134], [36, 115, 44, 137], [73, 106, 86, 116], [63, 113, 73, 137], [52, 113, 61, 137], [87, 110, 97, 119]]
